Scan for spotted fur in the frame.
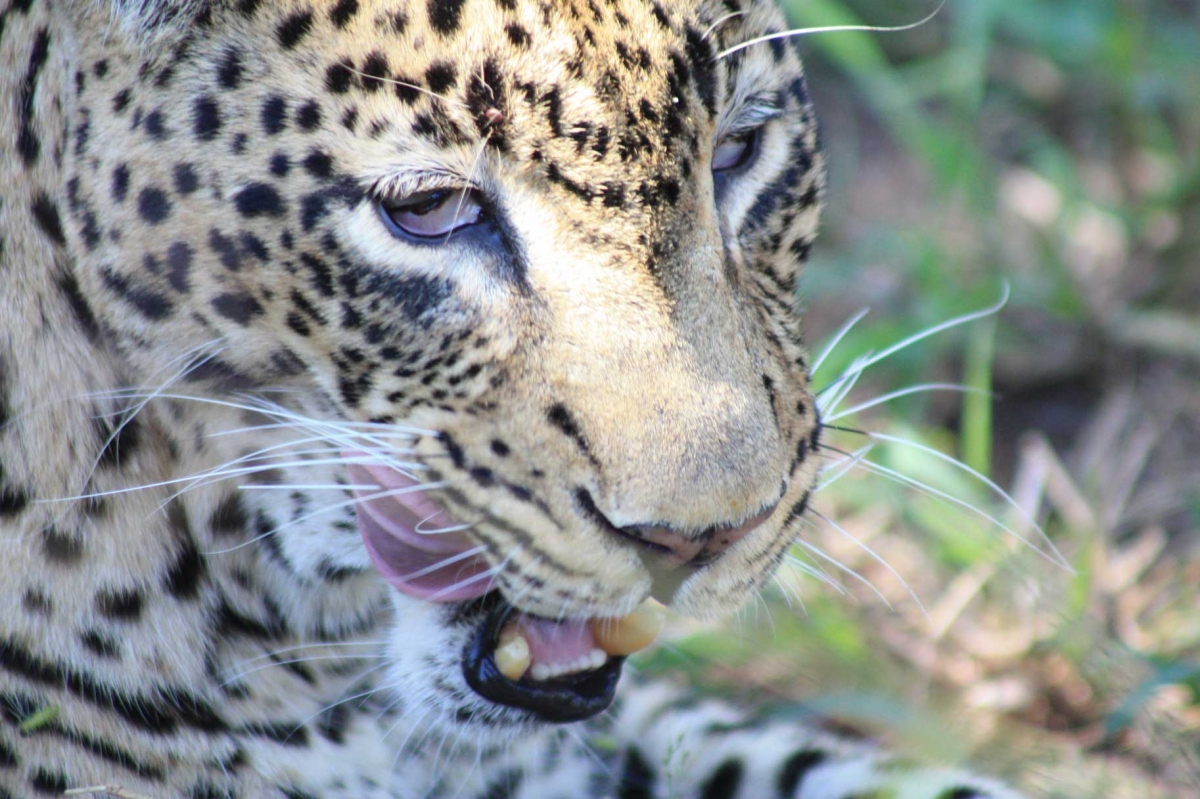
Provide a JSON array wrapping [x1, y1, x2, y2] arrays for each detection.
[[1, 0, 1019, 796]]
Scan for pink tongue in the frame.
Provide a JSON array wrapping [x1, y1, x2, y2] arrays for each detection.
[[347, 460, 493, 601], [513, 614, 597, 665]]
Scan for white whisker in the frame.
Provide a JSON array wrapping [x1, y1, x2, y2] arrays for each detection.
[[810, 509, 925, 616], [827, 383, 989, 423], [865, 431, 1069, 570], [811, 306, 870, 376], [792, 534, 891, 610], [220, 654, 387, 687], [716, 0, 947, 60], [399, 546, 487, 581]]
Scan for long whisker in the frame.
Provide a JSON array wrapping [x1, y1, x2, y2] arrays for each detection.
[[832, 283, 1011, 392], [219, 654, 388, 687], [810, 509, 925, 616], [716, 0, 947, 60], [816, 443, 875, 491], [792, 530, 892, 609], [827, 383, 989, 423], [811, 306, 870, 376], [864, 431, 1069, 570]]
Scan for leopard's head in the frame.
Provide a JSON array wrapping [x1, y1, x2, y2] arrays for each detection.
[[66, 0, 823, 735]]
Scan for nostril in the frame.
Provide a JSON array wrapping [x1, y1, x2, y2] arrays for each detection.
[[698, 500, 779, 560], [574, 487, 779, 565]]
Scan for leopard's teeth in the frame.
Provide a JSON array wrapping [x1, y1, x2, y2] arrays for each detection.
[[494, 627, 531, 682], [589, 598, 667, 656], [528, 650, 610, 682]]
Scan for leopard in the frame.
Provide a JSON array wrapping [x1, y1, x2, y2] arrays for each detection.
[[0, 0, 1024, 797]]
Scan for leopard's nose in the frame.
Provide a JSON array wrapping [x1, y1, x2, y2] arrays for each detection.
[[617, 501, 779, 565]]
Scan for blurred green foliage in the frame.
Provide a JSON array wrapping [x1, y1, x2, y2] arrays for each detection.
[[642, 2, 1200, 790]]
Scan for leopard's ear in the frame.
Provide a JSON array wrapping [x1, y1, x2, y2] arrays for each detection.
[[90, 0, 214, 40]]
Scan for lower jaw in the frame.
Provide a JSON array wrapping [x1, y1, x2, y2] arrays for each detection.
[[461, 595, 626, 724]]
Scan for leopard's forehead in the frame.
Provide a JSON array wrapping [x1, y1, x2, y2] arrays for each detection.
[[142, 0, 798, 205]]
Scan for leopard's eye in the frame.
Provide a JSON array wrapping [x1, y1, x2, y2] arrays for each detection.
[[381, 188, 483, 239], [712, 131, 757, 173]]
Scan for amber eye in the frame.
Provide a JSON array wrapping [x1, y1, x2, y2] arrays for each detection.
[[382, 188, 483, 239], [712, 131, 756, 172]]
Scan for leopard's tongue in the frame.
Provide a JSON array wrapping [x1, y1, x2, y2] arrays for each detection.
[[347, 461, 493, 601], [347, 459, 667, 680]]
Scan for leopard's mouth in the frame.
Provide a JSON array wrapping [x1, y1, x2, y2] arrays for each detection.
[[346, 459, 666, 722]]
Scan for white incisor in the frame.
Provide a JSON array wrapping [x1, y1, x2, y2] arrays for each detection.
[[493, 598, 668, 682]]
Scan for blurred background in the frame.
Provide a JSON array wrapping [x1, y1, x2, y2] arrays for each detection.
[[640, 1, 1200, 796]]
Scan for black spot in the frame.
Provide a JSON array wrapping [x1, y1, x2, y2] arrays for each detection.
[[0, 737, 15, 769], [73, 112, 92, 156], [261, 95, 288, 135], [276, 9, 314, 49], [209, 228, 241, 271], [684, 27, 717, 114], [95, 413, 142, 469], [776, 749, 826, 796], [237, 720, 309, 746], [101, 267, 173, 320], [240, 232, 269, 262], [427, 0, 466, 35], [233, 183, 286, 218], [80, 629, 121, 659], [295, 100, 322, 131], [18, 28, 51, 165], [22, 588, 53, 615], [330, 0, 358, 27], [359, 51, 390, 93], [490, 440, 510, 457], [425, 61, 457, 93], [165, 538, 205, 600], [209, 493, 249, 538], [699, 759, 743, 799], [112, 87, 132, 113], [937, 790, 983, 799], [505, 23, 530, 48], [31, 193, 66, 247], [325, 60, 354, 94], [135, 187, 172, 224], [315, 702, 350, 743], [269, 152, 291, 176], [302, 150, 333, 179], [211, 292, 264, 325], [57, 273, 100, 339], [193, 95, 222, 140], [173, 162, 200, 195], [218, 47, 244, 89], [617, 748, 656, 799], [546, 403, 596, 464], [145, 108, 169, 139], [96, 588, 144, 620], [392, 74, 421, 104], [156, 242, 192, 294], [92, 59, 109, 78], [41, 525, 83, 564], [111, 164, 130, 203], [30, 768, 70, 796]]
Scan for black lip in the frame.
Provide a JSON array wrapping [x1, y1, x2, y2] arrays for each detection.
[[462, 600, 625, 724]]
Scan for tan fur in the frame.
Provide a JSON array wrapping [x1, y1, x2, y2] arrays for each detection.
[[0, 0, 828, 794]]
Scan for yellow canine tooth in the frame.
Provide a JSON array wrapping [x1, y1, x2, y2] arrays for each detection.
[[494, 624, 531, 681], [589, 598, 667, 656]]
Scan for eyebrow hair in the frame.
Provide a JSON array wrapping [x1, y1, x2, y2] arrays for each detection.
[[723, 91, 784, 135]]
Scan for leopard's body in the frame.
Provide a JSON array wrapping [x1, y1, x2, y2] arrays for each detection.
[[0, 1, 1020, 797]]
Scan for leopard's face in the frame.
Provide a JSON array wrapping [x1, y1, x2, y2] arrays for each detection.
[[68, 0, 823, 736]]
